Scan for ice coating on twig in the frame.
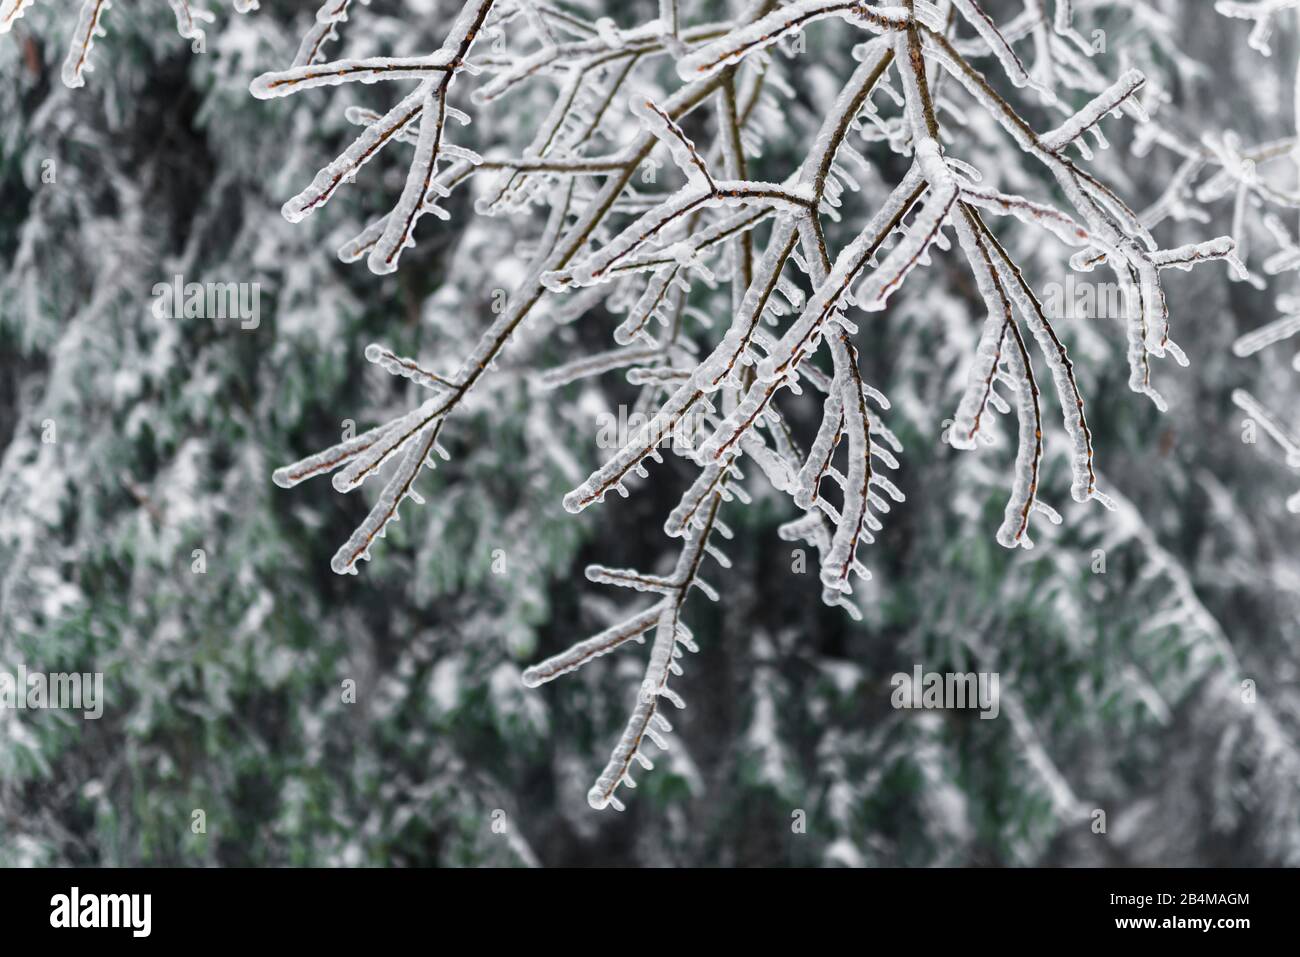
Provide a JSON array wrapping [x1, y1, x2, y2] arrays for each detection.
[[1041, 69, 1146, 153], [250, 55, 457, 99], [272, 421, 399, 490], [63, 0, 111, 88], [364, 343, 455, 392], [0, 0, 38, 33], [251, 0, 1247, 811], [677, 1, 915, 81]]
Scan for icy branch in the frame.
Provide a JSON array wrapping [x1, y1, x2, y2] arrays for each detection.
[[256, 0, 1242, 810]]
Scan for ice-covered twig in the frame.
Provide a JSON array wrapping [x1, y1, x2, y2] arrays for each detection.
[[525, 491, 725, 810], [251, 0, 494, 277], [1215, 0, 1300, 56], [677, 0, 920, 80], [1040, 68, 1146, 154], [261, 0, 1238, 810]]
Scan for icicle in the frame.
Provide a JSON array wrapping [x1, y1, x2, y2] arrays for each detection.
[[1216, 0, 1294, 56]]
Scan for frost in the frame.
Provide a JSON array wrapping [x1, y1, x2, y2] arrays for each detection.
[[254, 0, 1241, 810]]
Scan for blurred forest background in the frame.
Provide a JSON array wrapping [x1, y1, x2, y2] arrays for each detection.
[[1, 0, 1299, 866]]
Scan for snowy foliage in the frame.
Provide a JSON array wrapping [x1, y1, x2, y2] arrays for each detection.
[[0, 0, 259, 88]]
